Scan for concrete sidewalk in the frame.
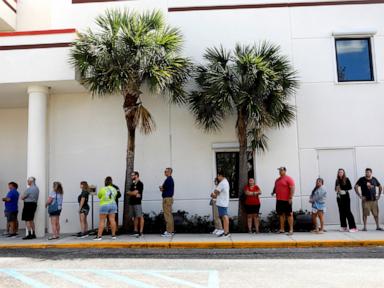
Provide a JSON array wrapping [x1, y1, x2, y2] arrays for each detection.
[[1, 227, 384, 249]]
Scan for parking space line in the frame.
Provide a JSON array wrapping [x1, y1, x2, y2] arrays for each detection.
[[1, 269, 51, 288], [207, 270, 219, 288], [48, 269, 101, 288], [94, 270, 158, 288], [144, 271, 207, 288]]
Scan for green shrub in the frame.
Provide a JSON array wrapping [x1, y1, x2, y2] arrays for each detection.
[[140, 209, 311, 234]]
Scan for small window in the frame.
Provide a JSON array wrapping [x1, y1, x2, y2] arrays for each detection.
[[335, 38, 374, 82], [215, 152, 254, 199]]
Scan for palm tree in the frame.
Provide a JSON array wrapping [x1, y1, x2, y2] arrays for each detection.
[[189, 43, 298, 227], [70, 9, 191, 231]]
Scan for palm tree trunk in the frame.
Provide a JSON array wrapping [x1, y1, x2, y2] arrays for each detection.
[[122, 89, 140, 232], [122, 124, 135, 231], [237, 110, 248, 232]]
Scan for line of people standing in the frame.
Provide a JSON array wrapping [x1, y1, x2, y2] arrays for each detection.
[[3, 166, 384, 238], [2, 169, 175, 240], [209, 167, 384, 236]]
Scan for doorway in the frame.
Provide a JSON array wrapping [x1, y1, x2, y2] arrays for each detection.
[[317, 149, 361, 225]]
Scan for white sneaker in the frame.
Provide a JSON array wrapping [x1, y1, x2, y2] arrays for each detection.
[[349, 228, 358, 233], [211, 229, 218, 234], [215, 230, 224, 235], [161, 232, 172, 238], [93, 236, 102, 241]]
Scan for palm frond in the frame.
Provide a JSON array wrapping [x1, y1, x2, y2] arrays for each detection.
[[135, 104, 156, 134], [188, 41, 298, 147]]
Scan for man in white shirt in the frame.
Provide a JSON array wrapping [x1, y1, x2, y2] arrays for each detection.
[[211, 171, 230, 238]]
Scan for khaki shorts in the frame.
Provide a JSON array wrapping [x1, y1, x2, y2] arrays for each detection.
[[362, 200, 379, 217]]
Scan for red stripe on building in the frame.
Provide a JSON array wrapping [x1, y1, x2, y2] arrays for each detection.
[[0, 42, 72, 50], [0, 29, 76, 37]]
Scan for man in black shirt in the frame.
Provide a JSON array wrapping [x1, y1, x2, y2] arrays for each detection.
[[355, 168, 383, 231], [127, 171, 144, 237]]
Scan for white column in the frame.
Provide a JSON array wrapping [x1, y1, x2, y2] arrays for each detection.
[[27, 85, 49, 238]]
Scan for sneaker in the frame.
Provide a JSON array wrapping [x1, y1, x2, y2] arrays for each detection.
[[211, 229, 218, 234], [136, 233, 143, 238], [80, 233, 89, 239], [130, 231, 139, 237], [339, 227, 348, 232], [376, 227, 383, 231], [287, 231, 293, 236], [161, 231, 173, 238], [111, 235, 117, 240], [216, 231, 225, 237], [218, 233, 231, 238], [215, 229, 224, 235], [349, 228, 358, 233], [7, 233, 17, 238], [93, 236, 102, 241], [31, 233, 36, 239], [22, 234, 33, 240]]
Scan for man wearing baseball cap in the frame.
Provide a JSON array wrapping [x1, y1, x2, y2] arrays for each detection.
[[272, 167, 295, 235]]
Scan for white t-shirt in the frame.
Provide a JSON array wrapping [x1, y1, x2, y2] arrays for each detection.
[[215, 178, 230, 207]]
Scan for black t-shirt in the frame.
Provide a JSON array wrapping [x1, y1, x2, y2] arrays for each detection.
[[335, 178, 352, 191], [356, 177, 381, 201], [129, 181, 143, 205], [78, 190, 89, 209], [113, 184, 121, 204]]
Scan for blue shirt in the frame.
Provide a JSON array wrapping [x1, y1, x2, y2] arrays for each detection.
[[5, 189, 19, 212], [162, 176, 174, 198]]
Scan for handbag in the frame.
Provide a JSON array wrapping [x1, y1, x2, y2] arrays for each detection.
[[48, 192, 59, 214]]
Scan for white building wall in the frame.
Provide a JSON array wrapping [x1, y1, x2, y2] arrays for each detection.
[[16, 0, 51, 30], [0, 108, 27, 230], [1, 1, 384, 232]]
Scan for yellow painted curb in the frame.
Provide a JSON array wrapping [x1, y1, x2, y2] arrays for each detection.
[[1, 240, 384, 249]]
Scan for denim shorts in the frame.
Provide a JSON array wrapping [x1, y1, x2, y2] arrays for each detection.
[[99, 203, 117, 215], [312, 202, 326, 213], [217, 206, 228, 217]]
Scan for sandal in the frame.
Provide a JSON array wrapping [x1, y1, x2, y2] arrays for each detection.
[[48, 236, 60, 240]]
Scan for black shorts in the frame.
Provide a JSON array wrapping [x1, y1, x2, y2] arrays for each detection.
[[79, 207, 90, 215], [49, 210, 62, 217], [5, 211, 18, 222], [276, 200, 292, 216], [22, 202, 37, 221], [244, 204, 260, 215]]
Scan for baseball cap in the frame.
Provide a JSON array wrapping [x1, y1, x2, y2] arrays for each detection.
[[277, 167, 287, 171]]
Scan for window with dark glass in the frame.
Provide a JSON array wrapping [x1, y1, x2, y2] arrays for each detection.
[[335, 38, 374, 82], [215, 152, 254, 199]]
